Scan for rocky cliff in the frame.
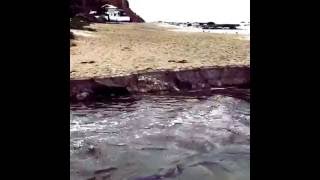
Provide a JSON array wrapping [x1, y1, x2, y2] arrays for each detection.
[[70, 0, 144, 22]]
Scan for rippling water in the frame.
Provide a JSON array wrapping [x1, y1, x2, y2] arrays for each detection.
[[70, 92, 250, 180]]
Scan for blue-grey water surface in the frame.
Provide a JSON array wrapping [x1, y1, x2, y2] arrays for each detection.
[[70, 92, 250, 180]]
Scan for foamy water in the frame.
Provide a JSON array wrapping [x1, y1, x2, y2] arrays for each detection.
[[70, 93, 250, 180], [156, 23, 250, 40]]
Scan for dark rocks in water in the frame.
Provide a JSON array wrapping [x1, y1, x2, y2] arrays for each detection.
[[133, 164, 184, 180], [176, 164, 184, 174], [162, 164, 184, 178], [87, 173, 111, 180], [162, 168, 176, 178], [85, 167, 117, 180], [189, 161, 231, 173], [94, 167, 117, 174], [133, 175, 162, 180], [87, 145, 96, 154], [101, 174, 111, 180], [140, 147, 167, 151]]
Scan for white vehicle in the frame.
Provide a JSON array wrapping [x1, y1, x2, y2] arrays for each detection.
[[101, 4, 131, 22], [108, 12, 130, 22]]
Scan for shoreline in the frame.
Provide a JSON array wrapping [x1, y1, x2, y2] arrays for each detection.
[[70, 66, 249, 102], [155, 22, 250, 40], [70, 23, 250, 101]]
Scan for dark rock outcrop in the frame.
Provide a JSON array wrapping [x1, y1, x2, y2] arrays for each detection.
[[70, 66, 250, 102], [70, 0, 144, 22]]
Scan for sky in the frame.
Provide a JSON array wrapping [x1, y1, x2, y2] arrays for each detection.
[[129, 0, 250, 23]]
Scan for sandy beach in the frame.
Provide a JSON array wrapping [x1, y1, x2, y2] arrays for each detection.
[[70, 23, 250, 79]]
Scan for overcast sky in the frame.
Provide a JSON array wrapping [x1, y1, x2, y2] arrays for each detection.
[[129, 0, 250, 23]]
